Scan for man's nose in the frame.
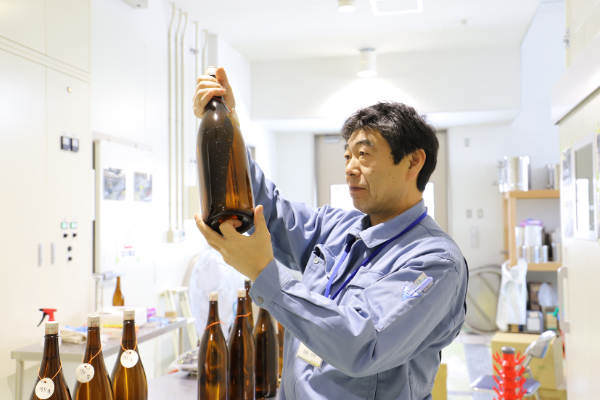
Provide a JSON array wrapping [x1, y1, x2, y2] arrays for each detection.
[[345, 157, 360, 177]]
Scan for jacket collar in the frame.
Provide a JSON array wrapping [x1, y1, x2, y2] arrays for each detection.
[[346, 200, 427, 248]]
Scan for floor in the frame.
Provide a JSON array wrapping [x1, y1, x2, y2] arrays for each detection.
[[442, 332, 494, 400]]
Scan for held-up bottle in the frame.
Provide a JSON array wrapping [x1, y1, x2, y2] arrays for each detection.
[[277, 323, 284, 386], [196, 66, 254, 235], [111, 309, 147, 400], [228, 289, 255, 400], [253, 309, 279, 398], [198, 292, 228, 400], [244, 279, 254, 331], [74, 315, 113, 400], [30, 321, 71, 400], [112, 277, 124, 306]]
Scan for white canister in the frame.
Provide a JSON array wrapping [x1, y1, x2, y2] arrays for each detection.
[[524, 225, 543, 247]]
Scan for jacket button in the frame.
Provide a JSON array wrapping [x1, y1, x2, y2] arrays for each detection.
[[257, 297, 264, 304], [313, 257, 319, 264]]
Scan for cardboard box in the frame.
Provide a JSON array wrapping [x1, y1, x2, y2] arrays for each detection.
[[538, 388, 567, 400], [431, 362, 447, 400], [491, 332, 564, 390]]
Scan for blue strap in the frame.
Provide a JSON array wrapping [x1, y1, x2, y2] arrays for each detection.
[[327, 210, 428, 301]]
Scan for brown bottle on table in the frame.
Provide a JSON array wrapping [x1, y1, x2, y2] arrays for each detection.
[[228, 289, 255, 400], [113, 277, 124, 306], [74, 315, 113, 400], [111, 309, 147, 400], [253, 309, 279, 398], [244, 279, 254, 332], [198, 292, 228, 400], [30, 321, 71, 400], [277, 323, 284, 386], [196, 66, 254, 235]]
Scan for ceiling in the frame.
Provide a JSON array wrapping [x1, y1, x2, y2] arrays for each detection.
[[173, 0, 544, 61]]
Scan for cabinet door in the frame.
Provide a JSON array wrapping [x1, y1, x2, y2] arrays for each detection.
[[46, 0, 90, 71], [0, 0, 46, 53], [46, 68, 93, 320], [0, 49, 47, 378]]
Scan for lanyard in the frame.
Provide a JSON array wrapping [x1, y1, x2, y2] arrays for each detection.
[[325, 210, 428, 301]]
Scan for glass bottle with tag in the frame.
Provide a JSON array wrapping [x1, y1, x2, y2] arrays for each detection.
[[74, 315, 113, 399], [113, 276, 124, 306], [111, 309, 147, 399], [198, 292, 228, 400], [228, 289, 255, 400], [196, 66, 254, 235], [244, 279, 254, 331], [253, 309, 279, 398], [30, 321, 71, 400]]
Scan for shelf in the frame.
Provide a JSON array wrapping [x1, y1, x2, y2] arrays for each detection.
[[525, 262, 562, 272], [503, 190, 560, 200]]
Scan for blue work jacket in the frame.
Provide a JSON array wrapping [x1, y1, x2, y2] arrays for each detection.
[[247, 156, 469, 400]]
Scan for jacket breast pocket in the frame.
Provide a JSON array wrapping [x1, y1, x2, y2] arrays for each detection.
[[302, 244, 334, 293]]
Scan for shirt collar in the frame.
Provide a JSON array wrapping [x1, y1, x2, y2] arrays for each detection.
[[346, 200, 427, 248]]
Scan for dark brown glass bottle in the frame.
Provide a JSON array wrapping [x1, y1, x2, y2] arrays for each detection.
[[74, 315, 113, 400], [277, 323, 284, 386], [244, 279, 254, 332], [198, 292, 228, 400], [228, 289, 255, 400], [196, 66, 254, 235], [30, 322, 72, 400], [113, 277, 124, 306], [111, 309, 147, 400], [253, 309, 279, 398]]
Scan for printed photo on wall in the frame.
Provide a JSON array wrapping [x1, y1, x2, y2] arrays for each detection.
[[134, 172, 152, 202], [103, 168, 126, 201]]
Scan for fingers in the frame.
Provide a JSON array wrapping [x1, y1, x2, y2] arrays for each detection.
[[195, 214, 225, 248], [253, 205, 269, 235], [215, 67, 236, 110], [219, 220, 240, 239]]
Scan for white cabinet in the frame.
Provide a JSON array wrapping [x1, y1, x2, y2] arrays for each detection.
[[0, 0, 46, 53], [46, 0, 90, 71]]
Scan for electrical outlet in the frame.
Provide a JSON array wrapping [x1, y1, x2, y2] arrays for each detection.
[[470, 226, 479, 248], [466, 209, 472, 218], [477, 209, 484, 218]]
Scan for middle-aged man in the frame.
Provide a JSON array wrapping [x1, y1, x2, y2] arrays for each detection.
[[192, 67, 468, 400]]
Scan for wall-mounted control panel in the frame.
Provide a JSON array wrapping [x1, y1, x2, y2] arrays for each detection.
[[60, 135, 79, 152]]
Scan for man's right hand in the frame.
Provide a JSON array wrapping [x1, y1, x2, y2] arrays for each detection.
[[192, 66, 237, 120]]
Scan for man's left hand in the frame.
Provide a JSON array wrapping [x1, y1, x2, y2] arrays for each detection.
[[195, 205, 274, 282]]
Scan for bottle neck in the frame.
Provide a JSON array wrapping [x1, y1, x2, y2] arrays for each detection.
[[236, 297, 247, 316], [207, 300, 220, 324], [116, 277, 121, 288], [40, 334, 61, 377], [121, 320, 137, 350]]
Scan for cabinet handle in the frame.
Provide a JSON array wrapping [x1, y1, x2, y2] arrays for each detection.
[[51, 243, 55, 264], [38, 244, 43, 266], [557, 266, 570, 333]]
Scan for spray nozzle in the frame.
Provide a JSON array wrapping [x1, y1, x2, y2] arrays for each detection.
[[37, 308, 57, 327]]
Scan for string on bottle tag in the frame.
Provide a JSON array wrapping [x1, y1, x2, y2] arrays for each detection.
[[76, 345, 102, 383], [36, 362, 62, 399], [38, 361, 62, 382], [235, 312, 251, 320], [204, 321, 223, 331], [120, 337, 139, 368]]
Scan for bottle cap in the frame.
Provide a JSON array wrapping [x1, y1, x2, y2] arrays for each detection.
[[165, 311, 177, 321], [88, 314, 100, 328], [205, 66, 217, 77], [209, 292, 218, 301], [123, 308, 135, 321], [245, 279, 251, 284], [237, 288, 246, 298], [45, 321, 59, 335]]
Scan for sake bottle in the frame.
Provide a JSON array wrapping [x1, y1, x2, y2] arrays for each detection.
[[277, 323, 284, 386], [253, 309, 279, 398], [244, 279, 254, 331], [111, 309, 147, 400], [196, 66, 254, 235], [112, 277, 124, 306], [228, 289, 255, 400], [74, 315, 113, 400], [198, 292, 228, 400], [30, 321, 71, 400]]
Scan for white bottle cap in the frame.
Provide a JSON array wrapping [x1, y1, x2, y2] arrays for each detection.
[[237, 288, 246, 298], [45, 321, 59, 335], [123, 308, 135, 321], [209, 292, 218, 301], [245, 279, 251, 284], [88, 314, 100, 328], [205, 66, 217, 76]]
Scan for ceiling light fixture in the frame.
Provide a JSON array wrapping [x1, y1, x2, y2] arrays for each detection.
[[338, 0, 356, 12], [358, 48, 377, 78]]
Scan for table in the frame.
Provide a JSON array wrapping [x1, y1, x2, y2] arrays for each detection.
[[11, 318, 187, 400], [148, 371, 280, 400]]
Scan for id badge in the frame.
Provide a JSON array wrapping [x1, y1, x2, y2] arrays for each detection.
[[296, 342, 323, 368]]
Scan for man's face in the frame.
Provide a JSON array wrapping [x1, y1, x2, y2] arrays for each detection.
[[344, 129, 411, 219]]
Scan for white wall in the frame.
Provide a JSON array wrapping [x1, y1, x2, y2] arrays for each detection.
[[274, 132, 315, 207]]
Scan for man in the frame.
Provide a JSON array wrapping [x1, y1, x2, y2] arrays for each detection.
[[192, 67, 468, 400]]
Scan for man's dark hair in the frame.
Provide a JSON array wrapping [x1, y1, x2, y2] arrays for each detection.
[[341, 101, 439, 192]]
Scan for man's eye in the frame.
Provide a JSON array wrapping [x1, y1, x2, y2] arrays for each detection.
[[344, 155, 350, 160], [360, 151, 367, 156]]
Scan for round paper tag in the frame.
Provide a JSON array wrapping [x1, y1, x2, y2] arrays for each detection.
[[75, 363, 95, 383], [35, 378, 55, 399], [120, 350, 139, 368]]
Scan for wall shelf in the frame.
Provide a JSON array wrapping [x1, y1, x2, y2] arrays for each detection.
[[503, 190, 561, 269]]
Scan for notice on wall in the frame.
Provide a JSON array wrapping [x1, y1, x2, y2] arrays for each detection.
[[103, 168, 126, 201], [134, 172, 152, 202]]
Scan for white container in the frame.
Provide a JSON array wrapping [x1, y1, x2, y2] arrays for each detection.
[[499, 156, 530, 192], [524, 225, 543, 247]]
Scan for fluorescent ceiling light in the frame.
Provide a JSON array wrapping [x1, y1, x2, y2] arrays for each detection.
[[358, 48, 377, 78], [370, 0, 423, 16], [339, 0, 356, 12]]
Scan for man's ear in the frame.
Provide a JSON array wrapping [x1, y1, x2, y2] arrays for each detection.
[[408, 149, 426, 171]]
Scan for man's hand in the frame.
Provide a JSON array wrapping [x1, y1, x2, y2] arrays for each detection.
[[195, 205, 274, 282], [192, 66, 237, 120]]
